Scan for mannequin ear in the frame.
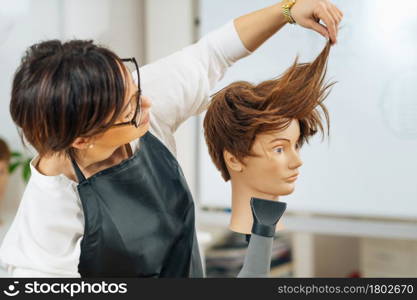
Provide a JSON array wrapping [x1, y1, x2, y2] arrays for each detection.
[[71, 137, 93, 150], [223, 150, 244, 173]]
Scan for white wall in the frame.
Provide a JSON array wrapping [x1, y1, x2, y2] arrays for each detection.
[[0, 0, 62, 151], [61, 0, 145, 60], [0, 0, 64, 225]]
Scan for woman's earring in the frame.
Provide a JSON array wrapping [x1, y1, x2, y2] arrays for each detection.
[[88, 144, 94, 149]]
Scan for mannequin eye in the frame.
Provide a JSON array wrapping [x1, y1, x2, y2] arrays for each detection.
[[275, 147, 284, 153]]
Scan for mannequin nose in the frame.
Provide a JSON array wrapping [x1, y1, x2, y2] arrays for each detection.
[[290, 150, 303, 169]]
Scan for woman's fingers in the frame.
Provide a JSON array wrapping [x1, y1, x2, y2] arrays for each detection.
[[336, 6, 344, 19], [329, 3, 343, 24], [333, 4, 344, 42], [327, 4, 342, 38], [317, 5, 337, 43], [291, 0, 344, 44], [305, 19, 329, 40]]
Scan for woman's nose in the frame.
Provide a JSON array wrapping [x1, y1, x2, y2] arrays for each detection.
[[141, 95, 152, 109]]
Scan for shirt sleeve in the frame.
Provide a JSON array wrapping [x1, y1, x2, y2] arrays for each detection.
[[137, 20, 251, 138], [0, 178, 83, 277]]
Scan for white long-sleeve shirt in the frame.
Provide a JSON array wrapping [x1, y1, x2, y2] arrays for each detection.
[[0, 21, 251, 277]]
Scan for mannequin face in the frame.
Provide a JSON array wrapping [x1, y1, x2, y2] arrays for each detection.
[[226, 119, 303, 199]]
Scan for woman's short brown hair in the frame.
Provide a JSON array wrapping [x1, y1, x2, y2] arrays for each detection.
[[204, 42, 334, 181], [10, 39, 130, 158]]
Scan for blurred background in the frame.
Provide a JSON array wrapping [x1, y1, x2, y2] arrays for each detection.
[[1, 0, 417, 278]]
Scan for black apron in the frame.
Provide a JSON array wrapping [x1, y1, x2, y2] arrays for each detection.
[[71, 131, 204, 277]]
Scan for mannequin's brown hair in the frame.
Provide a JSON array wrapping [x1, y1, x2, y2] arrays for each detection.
[[204, 42, 334, 181]]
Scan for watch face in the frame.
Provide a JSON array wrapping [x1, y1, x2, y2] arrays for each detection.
[[283, 0, 296, 8]]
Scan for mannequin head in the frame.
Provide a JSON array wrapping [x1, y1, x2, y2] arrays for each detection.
[[225, 118, 303, 200], [204, 42, 334, 233], [0, 138, 11, 203]]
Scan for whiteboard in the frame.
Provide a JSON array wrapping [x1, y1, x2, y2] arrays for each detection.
[[197, 0, 417, 219]]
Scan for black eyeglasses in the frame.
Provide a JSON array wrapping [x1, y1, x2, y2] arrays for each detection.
[[111, 57, 142, 128]]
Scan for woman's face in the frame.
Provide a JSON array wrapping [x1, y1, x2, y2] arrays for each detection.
[[239, 119, 303, 198], [88, 65, 152, 150]]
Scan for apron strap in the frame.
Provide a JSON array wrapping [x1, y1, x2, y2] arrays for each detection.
[[70, 155, 87, 183]]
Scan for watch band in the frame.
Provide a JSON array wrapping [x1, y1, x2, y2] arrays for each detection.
[[282, 0, 297, 24]]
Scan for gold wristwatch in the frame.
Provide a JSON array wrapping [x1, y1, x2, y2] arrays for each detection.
[[282, 0, 297, 24]]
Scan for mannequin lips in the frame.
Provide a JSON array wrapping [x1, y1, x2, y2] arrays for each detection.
[[285, 173, 299, 181], [286, 173, 299, 178]]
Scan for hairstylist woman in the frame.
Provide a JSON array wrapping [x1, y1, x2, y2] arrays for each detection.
[[0, 0, 342, 277]]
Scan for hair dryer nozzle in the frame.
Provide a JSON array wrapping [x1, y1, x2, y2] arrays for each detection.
[[250, 197, 286, 237]]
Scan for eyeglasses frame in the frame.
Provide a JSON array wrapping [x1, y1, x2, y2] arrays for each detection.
[[111, 57, 142, 128]]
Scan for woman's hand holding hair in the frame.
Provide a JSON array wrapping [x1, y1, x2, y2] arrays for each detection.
[[234, 0, 343, 52], [290, 0, 343, 44]]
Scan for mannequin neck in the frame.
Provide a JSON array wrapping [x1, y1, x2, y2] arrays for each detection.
[[229, 179, 279, 234]]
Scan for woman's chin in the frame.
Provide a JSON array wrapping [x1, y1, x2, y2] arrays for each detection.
[[133, 125, 150, 141]]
